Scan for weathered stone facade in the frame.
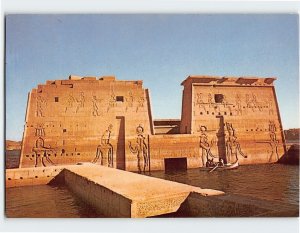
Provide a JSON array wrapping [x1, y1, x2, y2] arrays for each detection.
[[20, 75, 286, 170], [180, 76, 286, 166]]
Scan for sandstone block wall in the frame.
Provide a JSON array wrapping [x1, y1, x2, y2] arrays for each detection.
[[180, 76, 286, 165], [20, 76, 154, 168], [19, 74, 286, 170]]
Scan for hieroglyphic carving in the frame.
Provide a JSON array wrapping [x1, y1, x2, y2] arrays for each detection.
[[268, 120, 279, 162], [65, 94, 75, 113], [225, 122, 247, 164], [36, 96, 47, 117], [93, 124, 113, 167], [92, 96, 102, 116], [35, 123, 45, 136], [76, 92, 85, 113], [32, 137, 55, 167], [207, 93, 213, 108], [198, 126, 216, 167], [129, 125, 149, 173], [196, 93, 206, 111]]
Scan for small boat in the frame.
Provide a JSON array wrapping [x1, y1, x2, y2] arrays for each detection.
[[200, 160, 239, 172]]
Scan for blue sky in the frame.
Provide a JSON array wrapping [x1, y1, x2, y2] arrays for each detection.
[[6, 14, 299, 141]]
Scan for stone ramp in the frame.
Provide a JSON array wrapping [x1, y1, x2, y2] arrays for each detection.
[[64, 163, 224, 217]]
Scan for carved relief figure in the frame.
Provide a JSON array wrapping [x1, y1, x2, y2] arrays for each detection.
[[225, 123, 247, 164], [65, 94, 75, 112], [36, 96, 47, 117], [126, 91, 134, 111], [76, 92, 85, 113], [129, 125, 149, 173], [35, 123, 45, 137], [136, 96, 145, 112], [246, 94, 258, 112], [107, 93, 116, 112], [32, 137, 55, 167], [268, 98, 274, 115], [92, 96, 102, 116], [252, 94, 258, 108], [235, 94, 242, 115], [199, 126, 216, 167], [93, 124, 113, 167], [268, 120, 279, 162]]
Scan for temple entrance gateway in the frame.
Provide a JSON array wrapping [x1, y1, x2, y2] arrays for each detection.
[[216, 116, 227, 163], [164, 157, 187, 171]]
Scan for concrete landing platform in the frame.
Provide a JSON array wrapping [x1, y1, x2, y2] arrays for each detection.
[[63, 163, 224, 217]]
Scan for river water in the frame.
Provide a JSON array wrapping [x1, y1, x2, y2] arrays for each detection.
[[5, 151, 299, 217]]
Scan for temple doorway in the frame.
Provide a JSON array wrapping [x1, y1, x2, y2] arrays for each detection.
[[216, 116, 227, 163], [116, 116, 125, 170]]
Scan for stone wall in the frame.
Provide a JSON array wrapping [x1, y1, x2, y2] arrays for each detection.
[[180, 76, 286, 165], [19, 74, 286, 170], [20, 76, 153, 168]]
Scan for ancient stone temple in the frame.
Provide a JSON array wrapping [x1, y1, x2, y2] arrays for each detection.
[[20, 75, 286, 171]]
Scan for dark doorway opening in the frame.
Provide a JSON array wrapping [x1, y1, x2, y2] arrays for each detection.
[[164, 158, 187, 171], [116, 116, 125, 170]]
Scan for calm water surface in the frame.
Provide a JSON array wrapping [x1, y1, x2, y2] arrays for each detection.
[[6, 185, 101, 218], [5, 151, 299, 217], [148, 164, 299, 206]]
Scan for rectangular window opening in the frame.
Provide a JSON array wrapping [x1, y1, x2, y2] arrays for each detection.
[[214, 94, 224, 103], [55, 97, 59, 102], [116, 96, 124, 102]]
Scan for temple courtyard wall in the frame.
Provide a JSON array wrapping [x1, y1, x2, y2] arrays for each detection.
[[19, 75, 286, 171]]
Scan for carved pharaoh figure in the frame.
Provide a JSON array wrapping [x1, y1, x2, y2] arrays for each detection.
[[107, 93, 116, 112], [199, 126, 216, 167], [76, 92, 85, 113], [129, 125, 149, 173], [32, 137, 55, 167], [65, 94, 75, 113], [36, 96, 47, 117], [92, 96, 102, 116], [136, 96, 145, 112], [268, 120, 279, 162], [225, 122, 247, 164], [93, 124, 114, 167], [126, 91, 134, 111]]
